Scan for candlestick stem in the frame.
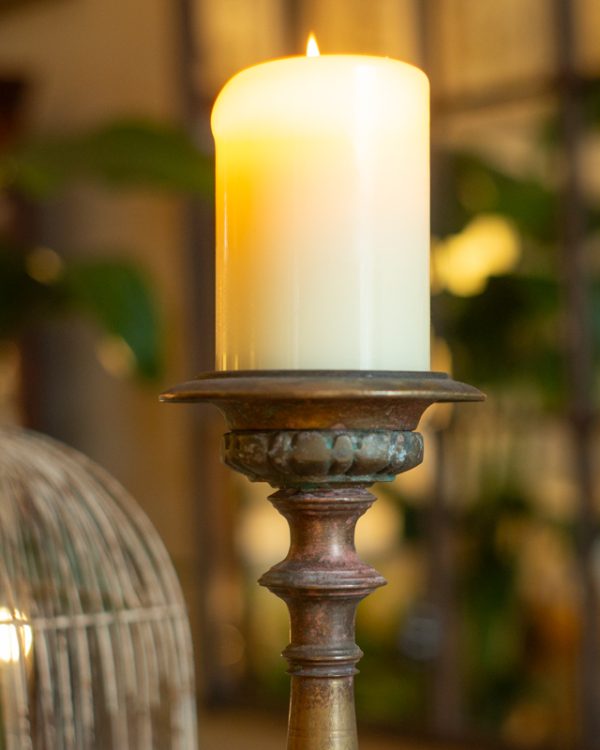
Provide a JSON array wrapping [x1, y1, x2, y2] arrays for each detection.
[[161, 371, 484, 749], [261, 486, 384, 750]]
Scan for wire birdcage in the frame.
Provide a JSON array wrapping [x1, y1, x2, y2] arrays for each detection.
[[0, 426, 197, 749]]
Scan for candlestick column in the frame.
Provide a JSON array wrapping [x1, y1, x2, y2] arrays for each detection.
[[258, 484, 386, 750], [224, 427, 423, 750], [161, 372, 484, 749]]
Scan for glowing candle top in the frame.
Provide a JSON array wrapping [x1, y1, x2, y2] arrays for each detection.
[[212, 39, 430, 371]]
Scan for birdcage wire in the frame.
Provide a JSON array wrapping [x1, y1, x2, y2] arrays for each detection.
[[0, 426, 197, 749]]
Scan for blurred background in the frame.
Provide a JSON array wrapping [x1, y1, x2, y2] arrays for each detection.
[[0, 0, 599, 748]]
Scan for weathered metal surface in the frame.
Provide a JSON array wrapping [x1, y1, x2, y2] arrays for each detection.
[[160, 370, 484, 431], [223, 425, 424, 749], [223, 429, 423, 486], [261, 486, 385, 750], [161, 371, 484, 750], [287, 676, 357, 750]]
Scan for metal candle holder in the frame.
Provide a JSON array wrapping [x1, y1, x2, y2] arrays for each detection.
[[161, 370, 483, 750]]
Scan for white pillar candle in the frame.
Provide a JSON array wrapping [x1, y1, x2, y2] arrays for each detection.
[[212, 39, 430, 371]]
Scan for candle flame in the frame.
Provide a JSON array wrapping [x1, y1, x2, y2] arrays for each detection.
[[306, 33, 320, 57]]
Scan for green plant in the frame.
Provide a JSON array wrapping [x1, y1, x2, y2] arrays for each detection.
[[423, 82, 600, 740], [0, 118, 213, 380]]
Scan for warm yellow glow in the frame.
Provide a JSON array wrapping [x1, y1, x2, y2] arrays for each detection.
[[356, 493, 400, 558], [96, 336, 136, 378], [306, 33, 320, 57], [238, 484, 288, 568], [433, 214, 521, 297], [25, 246, 64, 285], [424, 336, 454, 429], [0, 608, 33, 663], [211, 49, 430, 369]]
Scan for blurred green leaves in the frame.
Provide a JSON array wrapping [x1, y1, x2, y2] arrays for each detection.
[[1, 118, 213, 380], [63, 260, 162, 379], [0, 243, 162, 379], [1, 119, 213, 198], [438, 152, 558, 243], [434, 275, 564, 403], [432, 114, 600, 409]]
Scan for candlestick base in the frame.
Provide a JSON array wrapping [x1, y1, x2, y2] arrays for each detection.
[[161, 371, 483, 749]]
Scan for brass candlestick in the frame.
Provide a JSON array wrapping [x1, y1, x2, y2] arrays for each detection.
[[161, 371, 483, 750]]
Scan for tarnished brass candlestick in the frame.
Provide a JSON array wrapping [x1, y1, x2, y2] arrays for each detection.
[[161, 371, 483, 750]]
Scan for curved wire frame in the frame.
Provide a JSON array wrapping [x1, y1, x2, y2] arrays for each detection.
[[0, 427, 197, 749]]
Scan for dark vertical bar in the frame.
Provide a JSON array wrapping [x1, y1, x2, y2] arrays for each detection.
[[0, 77, 43, 429], [428, 427, 462, 736], [553, 1, 598, 746], [174, 0, 241, 707], [174, 3, 214, 370], [285, 0, 304, 53], [417, 1, 463, 738]]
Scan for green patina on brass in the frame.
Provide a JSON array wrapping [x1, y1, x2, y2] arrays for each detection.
[[161, 371, 484, 750]]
